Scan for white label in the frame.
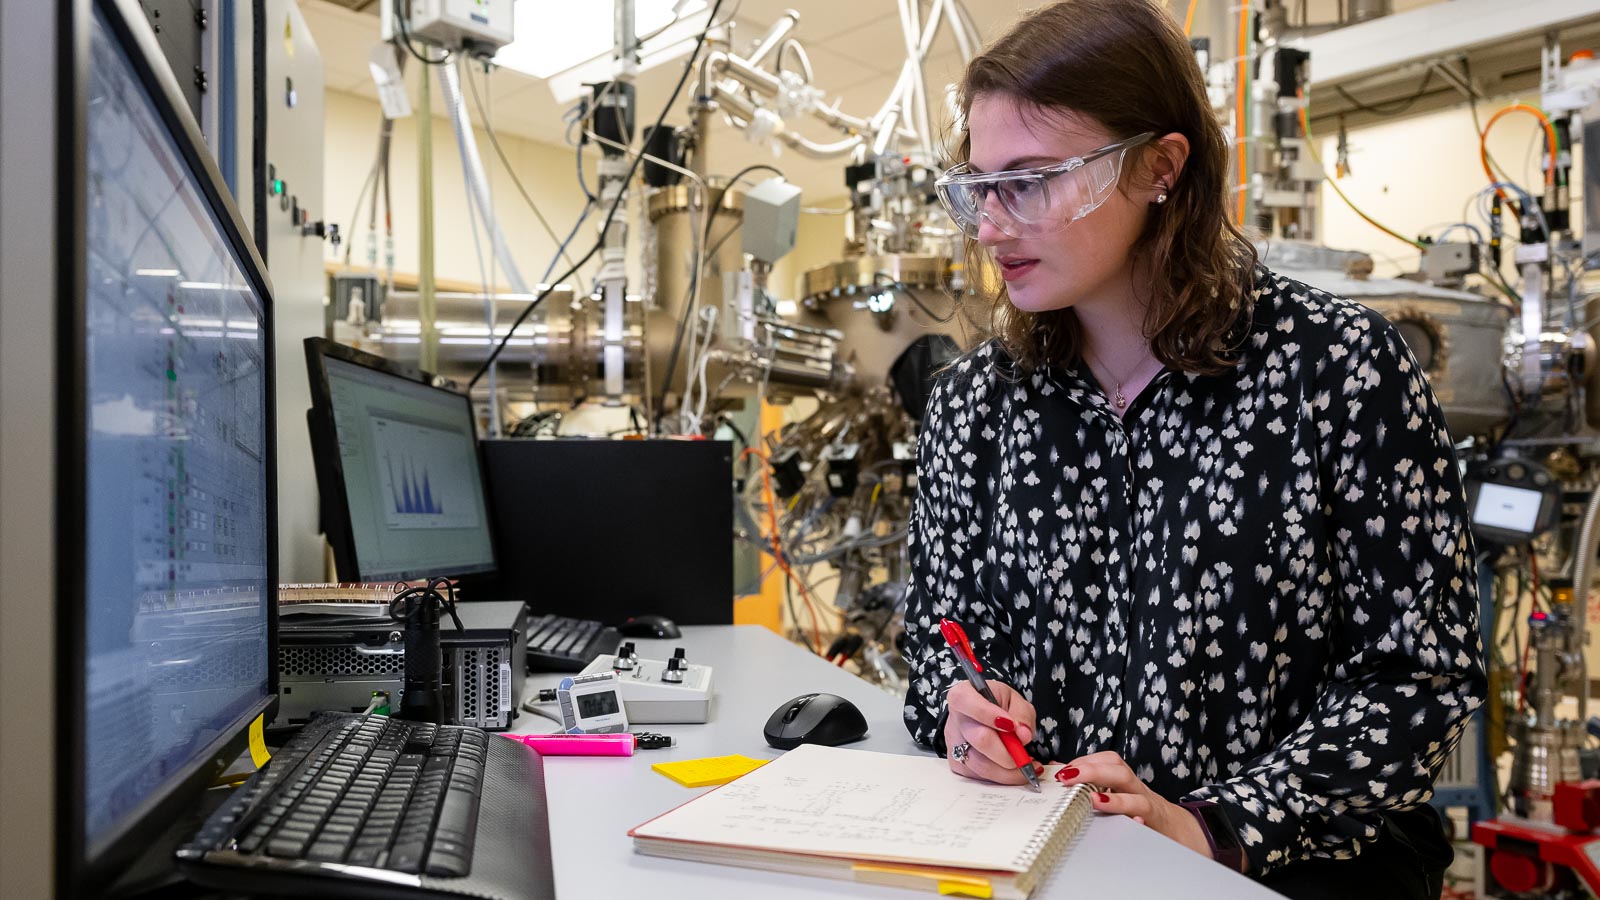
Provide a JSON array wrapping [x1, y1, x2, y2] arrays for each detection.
[[499, 661, 512, 711]]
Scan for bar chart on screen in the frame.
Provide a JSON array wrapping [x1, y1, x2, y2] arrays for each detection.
[[370, 414, 481, 530]]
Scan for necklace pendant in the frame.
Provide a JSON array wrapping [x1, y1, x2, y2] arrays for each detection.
[[1113, 388, 1127, 410]]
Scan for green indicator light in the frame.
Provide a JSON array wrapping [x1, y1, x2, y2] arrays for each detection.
[[271, 179, 285, 196]]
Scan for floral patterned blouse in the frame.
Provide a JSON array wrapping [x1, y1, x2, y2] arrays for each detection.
[[902, 266, 1486, 873]]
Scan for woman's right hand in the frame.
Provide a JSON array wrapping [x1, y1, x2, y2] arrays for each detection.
[[943, 680, 1042, 785]]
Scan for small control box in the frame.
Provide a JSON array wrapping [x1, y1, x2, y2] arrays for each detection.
[[579, 645, 713, 724]]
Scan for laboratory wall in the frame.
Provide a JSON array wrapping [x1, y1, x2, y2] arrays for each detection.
[[321, 81, 591, 289], [1315, 93, 1587, 276], [322, 83, 856, 299]]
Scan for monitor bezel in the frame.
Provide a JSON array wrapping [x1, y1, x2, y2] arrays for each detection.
[[303, 336, 500, 583], [58, 0, 281, 893]]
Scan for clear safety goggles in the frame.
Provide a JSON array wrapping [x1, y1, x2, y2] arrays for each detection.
[[934, 131, 1154, 239]]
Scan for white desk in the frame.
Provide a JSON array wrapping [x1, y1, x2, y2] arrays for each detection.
[[512, 625, 1279, 900]]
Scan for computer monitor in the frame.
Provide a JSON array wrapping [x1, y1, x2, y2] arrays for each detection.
[[480, 439, 735, 626], [16, 1, 280, 894], [305, 338, 497, 583]]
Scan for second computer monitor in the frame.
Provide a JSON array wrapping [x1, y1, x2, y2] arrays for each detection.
[[481, 438, 734, 627], [305, 339, 496, 582]]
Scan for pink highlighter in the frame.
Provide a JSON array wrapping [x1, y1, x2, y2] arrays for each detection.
[[500, 733, 638, 757]]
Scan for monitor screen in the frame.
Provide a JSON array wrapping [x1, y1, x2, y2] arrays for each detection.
[[319, 354, 496, 581], [82, 4, 273, 857], [1473, 482, 1543, 534]]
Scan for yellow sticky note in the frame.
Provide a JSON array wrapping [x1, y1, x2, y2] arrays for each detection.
[[937, 881, 993, 898], [652, 754, 768, 788], [248, 714, 272, 769]]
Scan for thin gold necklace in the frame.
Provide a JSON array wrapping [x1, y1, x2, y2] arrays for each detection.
[[1082, 348, 1155, 412]]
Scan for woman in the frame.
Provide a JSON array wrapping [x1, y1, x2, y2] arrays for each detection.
[[901, 1, 1484, 897]]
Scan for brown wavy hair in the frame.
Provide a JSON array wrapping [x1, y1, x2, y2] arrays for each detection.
[[954, 0, 1257, 375]]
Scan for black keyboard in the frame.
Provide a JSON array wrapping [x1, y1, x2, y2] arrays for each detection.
[[181, 713, 485, 878], [524, 614, 619, 672]]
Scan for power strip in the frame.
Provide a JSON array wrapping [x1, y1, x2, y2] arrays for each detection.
[[579, 652, 713, 724]]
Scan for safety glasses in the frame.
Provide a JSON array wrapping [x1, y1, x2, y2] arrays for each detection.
[[935, 132, 1155, 239]]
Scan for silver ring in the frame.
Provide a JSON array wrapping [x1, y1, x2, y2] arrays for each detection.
[[952, 741, 972, 764]]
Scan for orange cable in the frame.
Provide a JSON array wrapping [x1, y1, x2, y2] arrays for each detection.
[[1183, 0, 1199, 35], [741, 448, 825, 654], [1479, 103, 1559, 201]]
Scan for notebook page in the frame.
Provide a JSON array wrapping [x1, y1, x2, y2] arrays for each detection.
[[632, 744, 1076, 872]]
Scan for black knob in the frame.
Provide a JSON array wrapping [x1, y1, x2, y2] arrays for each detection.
[[673, 647, 686, 660], [621, 641, 636, 657], [667, 656, 684, 671]]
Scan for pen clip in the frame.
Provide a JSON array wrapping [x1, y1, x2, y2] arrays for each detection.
[[938, 618, 982, 673]]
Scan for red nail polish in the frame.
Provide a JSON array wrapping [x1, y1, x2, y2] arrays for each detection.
[[994, 717, 1016, 732], [1097, 792, 1110, 803], [1058, 767, 1079, 781]]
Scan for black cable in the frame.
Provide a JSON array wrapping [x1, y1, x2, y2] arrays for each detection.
[[1460, 56, 1514, 194], [1499, 367, 1521, 445], [716, 413, 749, 451], [575, 136, 597, 202], [1334, 67, 1434, 117], [468, 0, 728, 390], [701, 218, 744, 270], [874, 271, 955, 322], [654, 163, 791, 425], [394, 4, 453, 67], [722, 164, 787, 188], [466, 66, 581, 273]]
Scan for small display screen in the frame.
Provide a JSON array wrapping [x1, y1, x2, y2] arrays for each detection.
[[577, 690, 621, 719], [1474, 482, 1543, 533]]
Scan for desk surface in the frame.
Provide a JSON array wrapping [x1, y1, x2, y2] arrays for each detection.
[[513, 625, 1279, 900]]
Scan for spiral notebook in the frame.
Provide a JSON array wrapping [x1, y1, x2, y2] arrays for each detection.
[[629, 744, 1092, 899]]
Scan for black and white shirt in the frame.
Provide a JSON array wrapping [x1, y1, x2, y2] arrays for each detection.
[[902, 266, 1486, 874]]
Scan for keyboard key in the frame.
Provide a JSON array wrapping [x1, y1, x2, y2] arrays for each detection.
[[424, 840, 471, 877], [434, 787, 478, 844], [305, 840, 349, 863], [266, 833, 312, 858], [387, 839, 427, 873]]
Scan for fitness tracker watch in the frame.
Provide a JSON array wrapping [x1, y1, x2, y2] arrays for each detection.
[[1179, 800, 1245, 872]]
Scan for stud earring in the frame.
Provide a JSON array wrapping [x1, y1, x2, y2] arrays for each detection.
[[1154, 192, 1169, 205]]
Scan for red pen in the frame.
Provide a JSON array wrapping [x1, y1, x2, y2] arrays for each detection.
[[940, 618, 1042, 792]]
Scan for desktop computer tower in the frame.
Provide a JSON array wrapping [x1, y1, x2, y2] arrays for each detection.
[[480, 439, 735, 627], [277, 601, 527, 730]]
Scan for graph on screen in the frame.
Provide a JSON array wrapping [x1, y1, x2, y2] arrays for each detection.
[[388, 454, 444, 515], [370, 415, 481, 530]]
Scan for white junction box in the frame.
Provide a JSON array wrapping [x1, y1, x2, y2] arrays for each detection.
[[580, 653, 714, 724], [381, 0, 516, 54]]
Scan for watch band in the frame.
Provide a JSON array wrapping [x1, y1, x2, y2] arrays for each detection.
[[1179, 800, 1244, 872]]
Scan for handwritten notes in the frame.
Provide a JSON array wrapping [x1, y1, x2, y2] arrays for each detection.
[[634, 744, 1070, 872]]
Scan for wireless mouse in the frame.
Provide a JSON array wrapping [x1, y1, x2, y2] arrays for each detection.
[[763, 692, 869, 750], [617, 614, 681, 639]]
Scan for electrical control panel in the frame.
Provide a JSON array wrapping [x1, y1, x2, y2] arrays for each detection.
[[380, 0, 515, 54], [580, 645, 713, 724]]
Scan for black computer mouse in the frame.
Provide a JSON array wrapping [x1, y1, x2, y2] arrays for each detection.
[[763, 692, 869, 750], [617, 614, 681, 639]]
